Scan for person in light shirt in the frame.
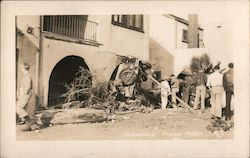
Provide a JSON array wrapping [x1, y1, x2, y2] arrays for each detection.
[[16, 63, 32, 124], [160, 78, 171, 109], [207, 65, 224, 120]]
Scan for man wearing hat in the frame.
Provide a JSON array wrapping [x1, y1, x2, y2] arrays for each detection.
[[223, 63, 234, 120], [208, 64, 224, 119]]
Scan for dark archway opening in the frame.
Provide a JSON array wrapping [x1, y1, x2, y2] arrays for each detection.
[[48, 55, 91, 106], [110, 64, 119, 81]]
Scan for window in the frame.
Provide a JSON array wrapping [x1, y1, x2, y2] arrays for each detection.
[[112, 15, 144, 32], [182, 29, 188, 43]]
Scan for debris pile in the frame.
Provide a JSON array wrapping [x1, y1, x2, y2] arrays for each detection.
[[206, 119, 234, 133], [59, 56, 158, 115], [31, 55, 198, 129]]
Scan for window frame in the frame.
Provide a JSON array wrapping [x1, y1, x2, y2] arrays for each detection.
[[182, 29, 188, 43], [111, 15, 144, 33]]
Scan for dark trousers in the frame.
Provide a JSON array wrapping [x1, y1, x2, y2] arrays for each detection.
[[225, 92, 234, 119], [182, 86, 190, 104]]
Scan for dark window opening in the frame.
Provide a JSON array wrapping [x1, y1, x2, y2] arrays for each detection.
[[182, 29, 188, 43], [112, 15, 144, 32]]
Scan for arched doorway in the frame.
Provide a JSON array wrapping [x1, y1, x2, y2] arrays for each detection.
[[48, 55, 91, 106]]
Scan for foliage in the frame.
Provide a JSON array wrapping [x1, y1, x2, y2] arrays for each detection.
[[190, 53, 212, 73], [62, 66, 112, 108]]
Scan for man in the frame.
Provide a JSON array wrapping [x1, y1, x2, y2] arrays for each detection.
[[160, 78, 171, 109], [193, 69, 207, 111], [208, 65, 224, 119], [16, 63, 32, 124], [170, 74, 180, 109], [182, 75, 193, 104], [223, 63, 234, 120]]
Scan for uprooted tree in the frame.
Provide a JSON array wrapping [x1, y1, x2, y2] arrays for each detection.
[[190, 53, 212, 73], [61, 66, 115, 109], [60, 55, 158, 112]]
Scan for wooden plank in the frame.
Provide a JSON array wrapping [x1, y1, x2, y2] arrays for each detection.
[[141, 71, 193, 110]]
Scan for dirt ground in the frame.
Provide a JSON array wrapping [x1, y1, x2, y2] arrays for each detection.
[[16, 108, 233, 140]]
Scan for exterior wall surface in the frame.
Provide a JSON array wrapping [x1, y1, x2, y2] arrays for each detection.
[[16, 15, 150, 106], [16, 16, 40, 96], [42, 38, 118, 104], [149, 37, 174, 78], [99, 15, 149, 60], [41, 15, 149, 105], [149, 15, 205, 78], [173, 48, 209, 75], [176, 22, 188, 49], [150, 15, 176, 52], [16, 35, 38, 98]]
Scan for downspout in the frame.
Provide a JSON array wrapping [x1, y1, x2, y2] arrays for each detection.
[[174, 20, 177, 49], [174, 20, 177, 75], [35, 24, 40, 95], [37, 16, 45, 108]]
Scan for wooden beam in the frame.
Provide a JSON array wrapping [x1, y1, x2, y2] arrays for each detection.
[[141, 71, 193, 110]]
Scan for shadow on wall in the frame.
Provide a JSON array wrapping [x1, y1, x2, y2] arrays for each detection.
[[149, 37, 175, 78], [16, 31, 40, 116]]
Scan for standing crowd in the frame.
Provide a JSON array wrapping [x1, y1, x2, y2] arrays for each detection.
[[160, 62, 234, 121]]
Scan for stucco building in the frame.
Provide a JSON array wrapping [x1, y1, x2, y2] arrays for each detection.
[[16, 14, 206, 108], [16, 15, 149, 107], [149, 14, 205, 78]]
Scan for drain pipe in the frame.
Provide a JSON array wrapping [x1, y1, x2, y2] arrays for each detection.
[[37, 15, 45, 108]]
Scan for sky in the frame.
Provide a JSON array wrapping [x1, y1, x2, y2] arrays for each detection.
[[174, 1, 235, 69]]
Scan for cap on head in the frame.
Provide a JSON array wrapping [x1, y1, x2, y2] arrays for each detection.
[[228, 63, 233, 68], [214, 65, 220, 70], [23, 63, 30, 71]]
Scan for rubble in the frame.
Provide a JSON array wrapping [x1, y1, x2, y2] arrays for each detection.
[[59, 60, 157, 116], [32, 54, 218, 131], [206, 119, 234, 133]]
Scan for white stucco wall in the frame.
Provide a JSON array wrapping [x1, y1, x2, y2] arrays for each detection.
[[173, 48, 209, 75], [176, 22, 188, 49], [17, 15, 150, 105], [98, 15, 149, 60], [150, 15, 176, 53], [42, 38, 119, 104], [198, 30, 204, 48], [16, 16, 41, 96], [41, 15, 149, 105], [149, 15, 206, 77], [16, 16, 40, 49]]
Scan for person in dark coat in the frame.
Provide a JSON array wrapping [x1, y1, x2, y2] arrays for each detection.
[[193, 69, 207, 111], [182, 75, 193, 104], [223, 63, 234, 120]]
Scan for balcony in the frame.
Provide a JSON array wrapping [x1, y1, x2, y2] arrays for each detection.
[[43, 16, 101, 46]]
